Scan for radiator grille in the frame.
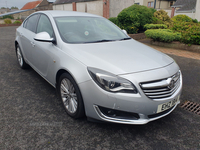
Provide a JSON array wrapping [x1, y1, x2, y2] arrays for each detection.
[[140, 71, 181, 100]]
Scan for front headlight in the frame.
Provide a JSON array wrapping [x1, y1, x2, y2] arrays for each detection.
[[88, 67, 137, 93]]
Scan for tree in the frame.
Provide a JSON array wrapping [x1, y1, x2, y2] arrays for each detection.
[[11, 7, 19, 9]]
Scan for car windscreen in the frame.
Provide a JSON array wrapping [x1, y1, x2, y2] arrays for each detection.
[[54, 16, 130, 44]]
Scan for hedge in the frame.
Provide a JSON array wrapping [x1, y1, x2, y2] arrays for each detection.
[[144, 24, 167, 30], [1, 15, 14, 19], [145, 29, 181, 43]]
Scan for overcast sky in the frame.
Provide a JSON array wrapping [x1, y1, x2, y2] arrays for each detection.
[[0, 0, 56, 9]]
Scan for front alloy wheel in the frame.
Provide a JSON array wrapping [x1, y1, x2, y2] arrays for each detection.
[[61, 78, 78, 114], [58, 73, 85, 118]]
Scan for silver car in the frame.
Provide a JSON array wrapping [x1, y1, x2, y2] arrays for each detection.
[[15, 11, 182, 124]]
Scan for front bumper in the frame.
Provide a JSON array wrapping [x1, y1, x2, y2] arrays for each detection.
[[93, 101, 180, 124], [79, 62, 182, 124]]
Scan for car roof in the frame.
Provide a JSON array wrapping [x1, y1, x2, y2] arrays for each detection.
[[36, 10, 102, 18]]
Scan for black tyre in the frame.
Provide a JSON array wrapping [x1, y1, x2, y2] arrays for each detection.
[[57, 73, 85, 118], [16, 45, 29, 69]]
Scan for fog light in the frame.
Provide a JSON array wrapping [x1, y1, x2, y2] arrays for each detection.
[[98, 106, 140, 119]]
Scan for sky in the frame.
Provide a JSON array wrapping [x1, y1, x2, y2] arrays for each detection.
[[0, 0, 56, 9]]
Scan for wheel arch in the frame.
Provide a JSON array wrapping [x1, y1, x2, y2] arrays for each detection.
[[15, 41, 19, 50], [56, 69, 77, 88], [56, 69, 86, 117]]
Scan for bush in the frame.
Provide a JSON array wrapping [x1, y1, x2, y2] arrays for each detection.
[[2, 15, 14, 19], [109, 17, 118, 25], [145, 29, 181, 43], [192, 19, 198, 23], [117, 5, 156, 34], [144, 24, 167, 30], [171, 21, 195, 32], [172, 15, 193, 23], [13, 20, 22, 24], [108, 17, 121, 28], [4, 19, 12, 24], [170, 15, 200, 45], [152, 17, 163, 24], [154, 9, 172, 27], [181, 24, 200, 45]]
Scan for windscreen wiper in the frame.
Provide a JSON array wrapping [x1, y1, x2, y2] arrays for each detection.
[[84, 39, 115, 43], [119, 37, 132, 41], [94, 39, 115, 43]]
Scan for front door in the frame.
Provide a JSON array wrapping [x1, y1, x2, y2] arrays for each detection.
[[31, 14, 56, 78]]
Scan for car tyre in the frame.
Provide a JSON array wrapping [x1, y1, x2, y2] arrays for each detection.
[[58, 73, 85, 118], [16, 45, 29, 69]]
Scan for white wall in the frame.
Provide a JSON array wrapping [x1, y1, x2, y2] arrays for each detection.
[[53, 1, 103, 16], [174, 12, 196, 19], [77, 2, 86, 12], [195, 0, 200, 21], [76, 1, 103, 16], [164, 9, 172, 18], [53, 4, 72, 11], [134, 0, 143, 5], [109, 0, 135, 18], [64, 4, 73, 11], [86, 1, 103, 16]]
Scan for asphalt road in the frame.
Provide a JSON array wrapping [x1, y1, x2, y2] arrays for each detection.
[[0, 26, 200, 150]]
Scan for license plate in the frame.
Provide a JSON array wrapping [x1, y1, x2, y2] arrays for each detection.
[[157, 96, 179, 113]]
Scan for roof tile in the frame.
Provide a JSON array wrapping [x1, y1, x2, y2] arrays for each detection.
[[21, 0, 43, 10], [172, 0, 197, 12]]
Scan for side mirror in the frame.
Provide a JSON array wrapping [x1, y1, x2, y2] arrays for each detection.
[[34, 32, 55, 43], [122, 29, 128, 35]]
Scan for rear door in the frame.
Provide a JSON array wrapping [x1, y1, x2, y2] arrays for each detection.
[[20, 14, 40, 64]]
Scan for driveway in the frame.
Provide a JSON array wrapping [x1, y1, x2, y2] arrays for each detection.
[[0, 26, 200, 150]]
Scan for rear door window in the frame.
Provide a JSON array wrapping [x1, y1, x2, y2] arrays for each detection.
[[25, 14, 39, 33]]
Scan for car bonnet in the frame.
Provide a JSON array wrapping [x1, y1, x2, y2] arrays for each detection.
[[63, 39, 174, 75]]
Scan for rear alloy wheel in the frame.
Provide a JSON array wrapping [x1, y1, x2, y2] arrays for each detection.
[[16, 45, 29, 69], [58, 73, 85, 118]]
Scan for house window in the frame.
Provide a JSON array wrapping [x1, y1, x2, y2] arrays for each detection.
[[148, 2, 154, 8], [170, 2, 173, 7], [135, 3, 140, 5]]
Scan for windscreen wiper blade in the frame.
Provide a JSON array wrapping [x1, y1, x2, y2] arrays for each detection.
[[84, 39, 115, 43], [94, 39, 115, 42], [119, 37, 132, 41]]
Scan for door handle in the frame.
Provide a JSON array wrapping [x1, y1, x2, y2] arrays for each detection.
[[20, 32, 23, 37], [31, 42, 35, 47]]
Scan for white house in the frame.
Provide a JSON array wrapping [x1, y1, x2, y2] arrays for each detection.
[[171, 0, 200, 21], [134, 0, 176, 17], [53, 0, 135, 18]]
